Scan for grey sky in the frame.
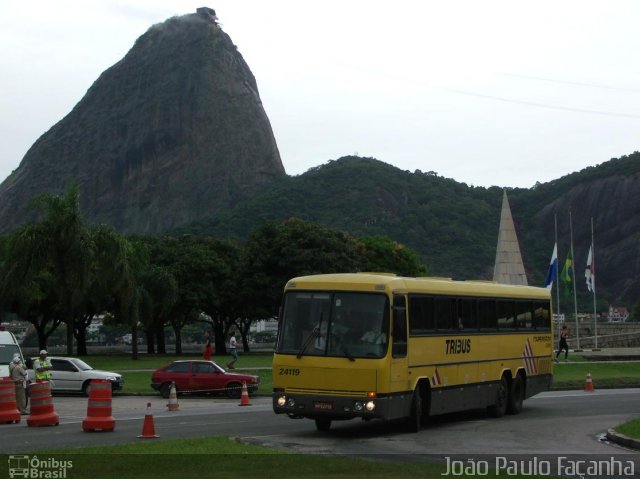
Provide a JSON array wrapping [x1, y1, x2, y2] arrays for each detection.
[[1, 0, 639, 188]]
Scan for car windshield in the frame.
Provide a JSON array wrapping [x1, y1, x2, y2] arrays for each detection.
[[0, 344, 20, 365], [70, 358, 93, 371], [209, 361, 226, 373], [276, 291, 390, 359]]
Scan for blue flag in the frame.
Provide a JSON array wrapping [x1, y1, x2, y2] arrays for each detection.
[[544, 243, 558, 289]]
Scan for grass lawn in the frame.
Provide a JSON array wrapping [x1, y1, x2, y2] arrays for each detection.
[[615, 419, 640, 439], [551, 361, 640, 389], [24, 437, 553, 479]]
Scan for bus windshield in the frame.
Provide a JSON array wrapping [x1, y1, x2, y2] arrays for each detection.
[[277, 291, 389, 359]]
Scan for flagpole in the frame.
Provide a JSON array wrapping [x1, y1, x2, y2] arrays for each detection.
[[554, 213, 561, 345], [592, 217, 598, 350], [555, 214, 560, 316], [570, 211, 580, 350]]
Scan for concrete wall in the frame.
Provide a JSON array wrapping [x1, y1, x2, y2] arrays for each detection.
[[561, 322, 640, 348]]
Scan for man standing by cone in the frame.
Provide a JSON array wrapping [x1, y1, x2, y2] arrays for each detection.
[[227, 332, 238, 369], [10, 356, 28, 414]]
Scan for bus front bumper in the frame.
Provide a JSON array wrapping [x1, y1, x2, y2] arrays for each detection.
[[273, 391, 397, 420]]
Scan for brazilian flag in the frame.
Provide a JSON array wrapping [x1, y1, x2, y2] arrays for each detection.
[[560, 250, 574, 296]]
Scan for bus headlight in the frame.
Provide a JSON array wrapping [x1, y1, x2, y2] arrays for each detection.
[[276, 396, 286, 407], [365, 400, 376, 412], [353, 401, 364, 412], [286, 397, 296, 408]]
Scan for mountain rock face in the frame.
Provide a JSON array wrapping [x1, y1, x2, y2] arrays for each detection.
[[0, 11, 285, 234]]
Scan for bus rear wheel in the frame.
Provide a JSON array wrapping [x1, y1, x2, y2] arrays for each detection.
[[507, 375, 524, 415], [315, 418, 331, 431], [487, 376, 508, 418]]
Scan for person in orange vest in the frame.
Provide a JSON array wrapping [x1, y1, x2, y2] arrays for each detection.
[[33, 350, 53, 381]]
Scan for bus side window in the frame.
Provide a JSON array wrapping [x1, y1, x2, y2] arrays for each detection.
[[392, 295, 407, 358]]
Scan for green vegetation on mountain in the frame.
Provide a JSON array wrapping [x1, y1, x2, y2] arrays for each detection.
[[177, 153, 640, 309]]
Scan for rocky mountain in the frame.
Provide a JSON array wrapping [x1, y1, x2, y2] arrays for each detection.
[[0, 9, 285, 234]]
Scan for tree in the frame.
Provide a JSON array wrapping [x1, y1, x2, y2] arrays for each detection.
[[73, 225, 131, 355], [356, 236, 427, 276], [238, 219, 361, 330], [631, 300, 640, 322], [6, 186, 96, 355]]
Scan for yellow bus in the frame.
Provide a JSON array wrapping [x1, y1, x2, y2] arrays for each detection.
[[272, 273, 553, 432]]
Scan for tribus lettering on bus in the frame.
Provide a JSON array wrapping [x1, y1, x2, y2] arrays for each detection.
[[445, 339, 471, 354]]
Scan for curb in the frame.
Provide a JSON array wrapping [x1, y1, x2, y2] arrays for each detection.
[[606, 429, 640, 450]]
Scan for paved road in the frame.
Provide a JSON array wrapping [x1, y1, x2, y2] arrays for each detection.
[[2, 389, 639, 459]]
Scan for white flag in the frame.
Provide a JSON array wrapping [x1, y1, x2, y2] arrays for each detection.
[[585, 245, 595, 293]]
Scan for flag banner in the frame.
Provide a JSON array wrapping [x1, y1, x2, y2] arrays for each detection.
[[585, 245, 595, 293], [543, 243, 558, 289], [560, 250, 573, 296]]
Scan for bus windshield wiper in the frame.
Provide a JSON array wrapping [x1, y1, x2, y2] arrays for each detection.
[[331, 334, 355, 362], [297, 312, 324, 359], [296, 326, 319, 359], [340, 343, 356, 362]]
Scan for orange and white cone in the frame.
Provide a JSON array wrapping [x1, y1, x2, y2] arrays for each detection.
[[137, 402, 159, 438], [584, 372, 594, 392], [167, 382, 179, 411], [238, 381, 251, 406]]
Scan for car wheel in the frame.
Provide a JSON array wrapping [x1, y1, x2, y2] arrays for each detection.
[[82, 381, 92, 397], [160, 383, 172, 399], [226, 382, 242, 399]]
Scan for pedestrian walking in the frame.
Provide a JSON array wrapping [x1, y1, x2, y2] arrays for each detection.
[[226, 331, 238, 369], [203, 333, 213, 361], [555, 324, 570, 361], [10, 356, 28, 414]]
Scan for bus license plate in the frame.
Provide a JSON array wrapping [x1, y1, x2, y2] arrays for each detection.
[[313, 401, 334, 410]]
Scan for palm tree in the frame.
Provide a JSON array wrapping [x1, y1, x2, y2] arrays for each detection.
[[6, 186, 129, 355]]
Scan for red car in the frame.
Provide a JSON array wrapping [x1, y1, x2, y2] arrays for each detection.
[[151, 360, 260, 399]]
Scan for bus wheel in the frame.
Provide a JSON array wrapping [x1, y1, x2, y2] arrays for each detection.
[[507, 375, 524, 415], [405, 387, 422, 433], [487, 376, 508, 418], [315, 418, 331, 431]]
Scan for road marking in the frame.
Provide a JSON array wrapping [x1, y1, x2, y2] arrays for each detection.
[[533, 389, 640, 399]]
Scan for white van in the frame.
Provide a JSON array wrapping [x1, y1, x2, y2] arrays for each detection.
[[0, 330, 25, 378]]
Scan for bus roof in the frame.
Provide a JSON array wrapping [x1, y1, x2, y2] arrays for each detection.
[[285, 273, 550, 300]]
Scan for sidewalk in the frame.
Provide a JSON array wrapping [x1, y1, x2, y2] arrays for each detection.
[[577, 347, 640, 361]]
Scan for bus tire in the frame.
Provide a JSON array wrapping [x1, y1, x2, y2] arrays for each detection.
[[487, 376, 508, 418], [406, 387, 422, 433], [507, 374, 525, 415], [315, 418, 331, 431]]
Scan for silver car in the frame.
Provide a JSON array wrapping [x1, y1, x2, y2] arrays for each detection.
[[28, 356, 124, 396]]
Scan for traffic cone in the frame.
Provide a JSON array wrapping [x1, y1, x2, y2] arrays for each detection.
[[0, 377, 21, 424], [27, 381, 59, 427], [584, 372, 594, 392], [167, 382, 179, 411], [82, 379, 115, 432], [137, 402, 159, 438], [238, 381, 251, 406]]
